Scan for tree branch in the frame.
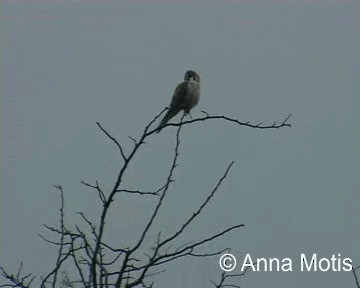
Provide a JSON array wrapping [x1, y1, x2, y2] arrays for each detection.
[[353, 265, 360, 288], [159, 162, 234, 249], [150, 112, 292, 135], [96, 122, 127, 161], [0, 263, 35, 288]]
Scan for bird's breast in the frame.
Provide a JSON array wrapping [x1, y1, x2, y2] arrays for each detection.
[[186, 81, 200, 107]]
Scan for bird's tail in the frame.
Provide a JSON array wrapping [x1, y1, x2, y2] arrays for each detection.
[[156, 108, 180, 133]]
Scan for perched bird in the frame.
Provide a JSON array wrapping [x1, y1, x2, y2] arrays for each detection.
[[157, 70, 201, 132]]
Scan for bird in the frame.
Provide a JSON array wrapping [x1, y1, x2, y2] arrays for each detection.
[[157, 70, 201, 132]]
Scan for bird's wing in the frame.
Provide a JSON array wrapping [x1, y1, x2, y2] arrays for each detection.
[[169, 81, 189, 110]]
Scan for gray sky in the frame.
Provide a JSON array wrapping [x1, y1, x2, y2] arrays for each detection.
[[1, 1, 359, 287]]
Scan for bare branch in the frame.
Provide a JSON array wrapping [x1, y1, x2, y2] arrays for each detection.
[[159, 162, 234, 249], [128, 136, 137, 146], [133, 116, 183, 251], [77, 212, 98, 240], [96, 122, 127, 161], [116, 188, 162, 196], [52, 185, 65, 288], [189, 248, 229, 258], [143, 108, 168, 134], [154, 224, 244, 267], [353, 265, 360, 288], [211, 264, 255, 288], [100, 242, 128, 254], [41, 248, 73, 287], [115, 116, 185, 288], [69, 237, 87, 287], [0, 264, 35, 288], [124, 224, 243, 288], [81, 180, 106, 204], [90, 109, 169, 287], [150, 112, 292, 134]]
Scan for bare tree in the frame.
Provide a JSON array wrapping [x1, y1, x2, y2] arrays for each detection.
[[1, 109, 291, 288]]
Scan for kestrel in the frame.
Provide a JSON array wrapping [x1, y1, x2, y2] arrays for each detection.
[[157, 70, 200, 132]]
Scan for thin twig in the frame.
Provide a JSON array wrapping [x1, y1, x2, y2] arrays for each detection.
[[96, 122, 127, 161], [81, 180, 106, 204]]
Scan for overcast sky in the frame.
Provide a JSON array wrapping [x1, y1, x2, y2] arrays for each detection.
[[1, 1, 359, 287]]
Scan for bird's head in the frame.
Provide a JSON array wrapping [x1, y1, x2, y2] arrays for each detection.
[[184, 70, 200, 82]]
